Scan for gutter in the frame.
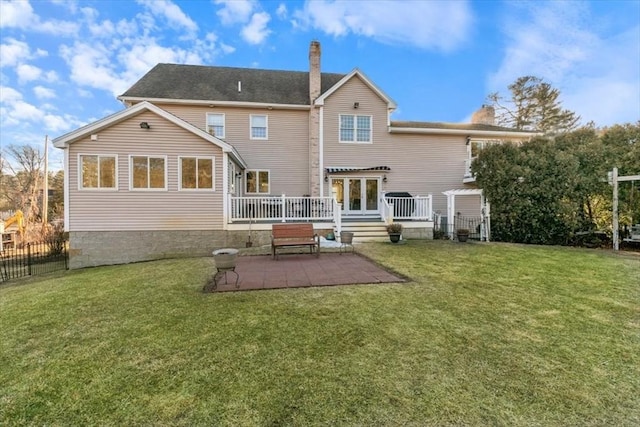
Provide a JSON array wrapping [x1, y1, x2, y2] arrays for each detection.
[[118, 96, 311, 111], [389, 126, 539, 138]]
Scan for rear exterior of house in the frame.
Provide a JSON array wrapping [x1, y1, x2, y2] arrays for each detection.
[[54, 41, 535, 268]]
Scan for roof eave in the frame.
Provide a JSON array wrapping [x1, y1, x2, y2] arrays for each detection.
[[117, 96, 310, 111], [314, 68, 397, 109], [52, 101, 248, 168], [389, 126, 539, 138]]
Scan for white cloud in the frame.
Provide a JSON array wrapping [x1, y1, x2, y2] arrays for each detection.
[[0, 0, 79, 36], [16, 64, 41, 83], [0, 85, 22, 103], [241, 12, 271, 44], [276, 3, 287, 19], [59, 41, 129, 96], [0, 0, 36, 28], [0, 38, 32, 67], [137, 0, 198, 34], [293, 0, 472, 51], [33, 85, 55, 99], [215, 0, 255, 25], [489, 2, 640, 126]]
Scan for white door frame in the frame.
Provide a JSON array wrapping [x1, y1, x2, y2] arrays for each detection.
[[331, 176, 381, 216]]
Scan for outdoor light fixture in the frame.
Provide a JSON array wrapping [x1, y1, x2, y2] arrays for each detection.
[[139, 122, 151, 129], [324, 174, 329, 182], [353, 102, 359, 109], [383, 175, 388, 183]]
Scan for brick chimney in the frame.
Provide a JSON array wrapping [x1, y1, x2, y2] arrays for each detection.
[[471, 105, 495, 125], [309, 41, 321, 196], [309, 40, 321, 103]]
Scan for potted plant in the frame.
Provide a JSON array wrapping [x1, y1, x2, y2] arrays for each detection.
[[386, 222, 403, 243], [456, 228, 470, 242]]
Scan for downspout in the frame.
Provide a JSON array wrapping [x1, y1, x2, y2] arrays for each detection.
[[222, 153, 228, 229], [63, 148, 70, 232], [319, 106, 324, 196]]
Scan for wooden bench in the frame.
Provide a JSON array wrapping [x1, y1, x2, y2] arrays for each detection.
[[271, 223, 320, 259]]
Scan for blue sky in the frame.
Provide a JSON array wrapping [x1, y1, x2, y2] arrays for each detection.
[[1, 0, 639, 169]]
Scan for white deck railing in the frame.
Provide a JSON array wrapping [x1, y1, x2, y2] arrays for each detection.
[[228, 194, 433, 223], [228, 195, 334, 223], [386, 195, 432, 221]]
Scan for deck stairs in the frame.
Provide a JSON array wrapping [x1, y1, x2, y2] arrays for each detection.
[[339, 218, 388, 242]]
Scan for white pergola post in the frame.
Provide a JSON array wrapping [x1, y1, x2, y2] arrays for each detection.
[[609, 167, 640, 251]]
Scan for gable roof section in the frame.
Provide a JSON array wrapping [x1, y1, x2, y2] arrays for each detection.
[[52, 101, 247, 168], [314, 68, 397, 110], [390, 120, 539, 138], [118, 63, 345, 107]]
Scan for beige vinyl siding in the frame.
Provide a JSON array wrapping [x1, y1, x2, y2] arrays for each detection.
[[322, 76, 477, 214], [68, 111, 224, 231], [156, 104, 310, 196]]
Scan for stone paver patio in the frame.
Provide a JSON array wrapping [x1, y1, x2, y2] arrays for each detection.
[[207, 252, 406, 292]]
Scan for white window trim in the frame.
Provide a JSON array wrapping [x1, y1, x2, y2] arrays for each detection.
[[178, 156, 216, 191], [128, 154, 168, 191], [339, 114, 373, 144], [77, 153, 118, 191], [206, 113, 225, 139], [245, 169, 270, 194], [250, 114, 268, 140]]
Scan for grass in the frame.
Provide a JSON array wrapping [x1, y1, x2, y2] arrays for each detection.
[[1, 241, 638, 426]]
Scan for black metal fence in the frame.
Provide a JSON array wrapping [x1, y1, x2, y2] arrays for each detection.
[[1, 240, 68, 282], [434, 214, 484, 240]]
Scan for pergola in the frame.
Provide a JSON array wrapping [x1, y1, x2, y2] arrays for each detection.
[[442, 189, 490, 241]]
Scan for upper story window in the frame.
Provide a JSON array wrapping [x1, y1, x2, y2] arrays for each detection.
[[469, 139, 500, 159], [79, 154, 117, 190], [130, 155, 166, 190], [340, 114, 371, 143], [246, 170, 269, 194], [180, 157, 214, 190], [206, 113, 225, 138], [250, 115, 268, 140]]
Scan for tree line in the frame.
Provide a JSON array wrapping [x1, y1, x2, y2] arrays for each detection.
[[474, 76, 639, 245]]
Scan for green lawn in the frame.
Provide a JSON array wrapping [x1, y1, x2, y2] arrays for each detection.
[[1, 241, 638, 426]]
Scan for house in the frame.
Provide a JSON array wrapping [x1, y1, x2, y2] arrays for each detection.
[[53, 41, 535, 268]]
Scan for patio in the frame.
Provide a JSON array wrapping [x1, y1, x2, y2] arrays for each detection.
[[206, 252, 406, 292]]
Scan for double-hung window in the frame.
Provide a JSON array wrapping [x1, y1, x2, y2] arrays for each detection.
[[206, 113, 225, 138], [79, 154, 117, 189], [250, 115, 268, 140], [246, 170, 269, 194], [339, 114, 371, 143], [130, 155, 166, 190], [180, 157, 214, 190]]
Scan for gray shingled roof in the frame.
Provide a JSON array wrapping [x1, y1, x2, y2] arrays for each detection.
[[119, 63, 345, 105], [390, 120, 533, 133]]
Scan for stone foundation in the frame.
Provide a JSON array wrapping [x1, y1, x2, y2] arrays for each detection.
[[69, 230, 268, 269]]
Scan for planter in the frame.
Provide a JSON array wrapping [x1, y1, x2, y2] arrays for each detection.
[[212, 248, 239, 269], [388, 233, 401, 243], [340, 231, 354, 244], [456, 229, 470, 243]]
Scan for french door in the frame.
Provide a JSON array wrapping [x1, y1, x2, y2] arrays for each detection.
[[331, 177, 379, 215]]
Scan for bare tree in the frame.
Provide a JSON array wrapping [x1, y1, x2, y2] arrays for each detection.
[[1, 145, 45, 224]]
